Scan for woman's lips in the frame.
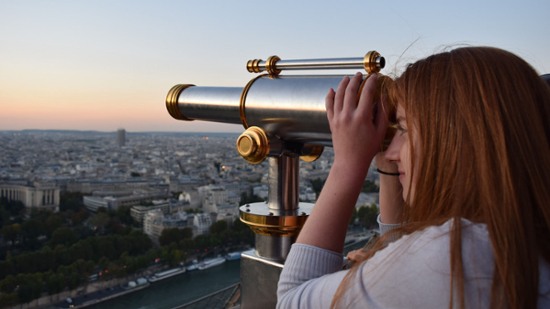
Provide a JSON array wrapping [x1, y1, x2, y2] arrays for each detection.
[[399, 172, 405, 181]]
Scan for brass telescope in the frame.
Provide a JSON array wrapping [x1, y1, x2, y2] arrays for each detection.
[[166, 51, 388, 148], [165, 51, 391, 309]]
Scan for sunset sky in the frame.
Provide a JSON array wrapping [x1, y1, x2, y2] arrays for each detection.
[[1, 0, 548, 133]]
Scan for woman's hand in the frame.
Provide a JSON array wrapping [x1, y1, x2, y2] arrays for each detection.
[[296, 73, 389, 252], [326, 72, 389, 175]]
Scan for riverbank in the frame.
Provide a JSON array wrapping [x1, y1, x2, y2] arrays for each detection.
[[4, 263, 166, 309]]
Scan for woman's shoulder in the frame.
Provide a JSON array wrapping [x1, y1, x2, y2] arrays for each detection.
[[376, 218, 489, 257], [363, 218, 494, 288], [353, 219, 494, 308]]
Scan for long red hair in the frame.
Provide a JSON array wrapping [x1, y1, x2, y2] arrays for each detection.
[[332, 47, 550, 308]]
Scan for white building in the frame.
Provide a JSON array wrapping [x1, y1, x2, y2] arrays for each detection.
[[193, 213, 212, 236], [198, 185, 228, 208], [130, 200, 171, 224], [0, 184, 60, 211], [143, 209, 164, 240], [144, 210, 195, 244], [83, 196, 108, 212]]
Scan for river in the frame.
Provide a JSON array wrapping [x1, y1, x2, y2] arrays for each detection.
[[89, 238, 370, 309]]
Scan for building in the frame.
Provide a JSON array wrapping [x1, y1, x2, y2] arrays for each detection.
[[83, 196, 108, 212], [83, 190, 168, 212], [193, 213, 212, 236], [67, 179, 151, 194], [143, 209, 164, 242], [117, 128, 126, 147], [143, 210, 198, 245], [0, 184, 60, 211], [198, 185, 228, 208], [299, 187, 317, 202], [130, 199, 172, 224]]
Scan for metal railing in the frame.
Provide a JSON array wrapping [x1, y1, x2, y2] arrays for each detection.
[[172, 283, 241, 309]]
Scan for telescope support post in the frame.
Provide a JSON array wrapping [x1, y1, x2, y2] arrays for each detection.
[[240, 152, 313, 308], [268, 155, 299, 211]]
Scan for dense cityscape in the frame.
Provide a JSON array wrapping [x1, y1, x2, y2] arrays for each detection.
[[0, 130, 381, 308]]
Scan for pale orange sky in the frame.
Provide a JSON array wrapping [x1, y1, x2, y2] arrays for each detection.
[[1, 1, 548, 133]]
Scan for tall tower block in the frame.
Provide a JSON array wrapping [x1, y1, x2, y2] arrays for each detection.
[[117, 129, 126, 147]]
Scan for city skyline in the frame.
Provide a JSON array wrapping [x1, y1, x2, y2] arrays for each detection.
[[1, 0, 549, 132]]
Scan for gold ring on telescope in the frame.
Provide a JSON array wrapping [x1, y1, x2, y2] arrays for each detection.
[[265, 55, 281, 76], [166, 84, 195, 121], [363, 51, 381, 74], [239, 74, 266, 129]]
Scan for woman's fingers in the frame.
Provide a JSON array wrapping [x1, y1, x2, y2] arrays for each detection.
[[356, 74, 377, 118], [325, 88, 335, 120], [333, 76, 350, 113], [342, 72, 363, 113]]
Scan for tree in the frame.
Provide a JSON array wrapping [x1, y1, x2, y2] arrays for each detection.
[[97, 238, 116, 260], [59, 192, 83, 212], [20, 219, 44, 250], [71, 209, 89, 226], [15, 273, 43, 305], [357, 203, 379, 228], [129, 230, 152, 254], [0, 205, 11, 229], [159, 228, 183, 247], [1, 223, 20, 247], [43, 214, 63, 236], [114, 205, 134, 225], [233, 218, 248, 232], [178, 238, 195, 254], [361, 179, 379, 193], [0, 260, 15, 280], [209, 220, 227, 235], [54, 244, 72, 267], [70, 241, 93, 262], [39, 246, 56, 272], [310, 178, 326, 196], [240, 192, 263, 204], [0, 293, 18, 308], [181, 227, 193, 239], [49, 227, 76, 247], [184, 208, 203, 214], [68, 271, 81, 290], [88, 213, 110, 233], [1, 197, 25, 217], [117, 236, 133, 258], [46, 272, 65, 298], [194, 235, 209, 251], [0, 275, 17, 293], [106, 219, 124, 234]]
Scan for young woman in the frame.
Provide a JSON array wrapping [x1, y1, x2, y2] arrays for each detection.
[[277, 47, 550, 308]]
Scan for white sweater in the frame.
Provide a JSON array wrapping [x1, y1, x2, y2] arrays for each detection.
[[277, 218, 550, 308]]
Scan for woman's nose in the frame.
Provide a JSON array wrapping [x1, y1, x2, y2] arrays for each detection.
[[384, 136, 400, 163]]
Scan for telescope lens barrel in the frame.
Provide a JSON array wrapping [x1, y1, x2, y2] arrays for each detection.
[[166, 86, 243, 125], [166, 74, 393, 146]]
